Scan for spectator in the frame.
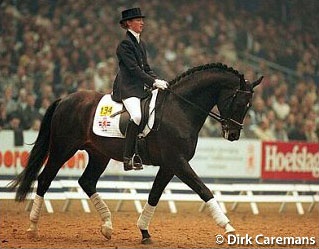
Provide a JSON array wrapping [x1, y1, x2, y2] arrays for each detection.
[[0, 99, 8, 130], [271, 94, 290, 120], [286, 113, 296, 134], [18, 93, 40, 130], [252, 118, 276, 141], [288, 120, 307, 141], [288, 95, 299, 115], [0, 65, 13, 97], [35, 83, 54, 109], [62, 72, 77, 94], [16, 88, 28, 111], [248, 96, 267, 126], [93, 62, 110, 93], [304, 120, 318, 142], [241, 114, 257, 139], [38, 97, 51, 118], [3, 85, 18, 117], [3, 114, 24, 146], [272, 119, 289, 142], [30, 117, 41, 131]]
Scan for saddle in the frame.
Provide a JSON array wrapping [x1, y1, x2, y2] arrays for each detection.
[[115, 94, 152, 136], [106, 90, 166, 165], [93, 89, 167, 164]]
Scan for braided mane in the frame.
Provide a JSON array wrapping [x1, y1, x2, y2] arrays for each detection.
[[168, 62, 244, 85]]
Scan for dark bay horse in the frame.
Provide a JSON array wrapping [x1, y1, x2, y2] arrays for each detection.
[[10, 63, 262, 244]]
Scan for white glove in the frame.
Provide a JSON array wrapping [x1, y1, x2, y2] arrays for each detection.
[[153, 79, 168, 90]]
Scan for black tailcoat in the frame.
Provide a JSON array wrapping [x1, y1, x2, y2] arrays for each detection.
[[112, 31, 157, 102]]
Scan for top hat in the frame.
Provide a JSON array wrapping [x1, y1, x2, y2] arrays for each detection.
[[119, 8, 145, 24]]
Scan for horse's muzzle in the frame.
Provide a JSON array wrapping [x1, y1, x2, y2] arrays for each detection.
[[222, 129, 240, 141]]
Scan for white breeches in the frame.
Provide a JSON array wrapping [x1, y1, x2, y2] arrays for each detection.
[[123, 97, 142, 125]]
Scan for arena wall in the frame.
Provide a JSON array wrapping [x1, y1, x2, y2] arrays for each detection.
[[0, 131, 318, 181]]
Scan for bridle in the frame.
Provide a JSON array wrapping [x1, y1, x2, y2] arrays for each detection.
[[166, 86, 252, 129], [223, 89, 253, 129]]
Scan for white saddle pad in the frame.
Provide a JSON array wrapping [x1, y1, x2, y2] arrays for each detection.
[[93, 90, 158, 138]]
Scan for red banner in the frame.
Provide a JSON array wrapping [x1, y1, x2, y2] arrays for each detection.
[[261, 141, 319, 181]]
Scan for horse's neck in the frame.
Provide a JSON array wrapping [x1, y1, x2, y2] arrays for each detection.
[[175, 73, 221, 108], [171, 75, 220, 133]]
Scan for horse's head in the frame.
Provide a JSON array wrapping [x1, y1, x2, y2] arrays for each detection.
[[218, 76, 263, 141]]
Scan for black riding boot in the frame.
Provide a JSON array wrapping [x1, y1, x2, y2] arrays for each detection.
[[123, 120, 143, 171]]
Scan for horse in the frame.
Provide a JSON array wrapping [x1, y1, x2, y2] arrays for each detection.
[[10, 63, 262, 244]]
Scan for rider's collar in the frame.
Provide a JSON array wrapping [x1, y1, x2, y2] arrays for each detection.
[[128, 29, 140, 43]]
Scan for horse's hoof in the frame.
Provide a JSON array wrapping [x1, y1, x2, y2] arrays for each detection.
[[101, 225, 112, 240], [141, 237, 152, 244], [224, 223, 235, 234], [26, 228, 39, 239]]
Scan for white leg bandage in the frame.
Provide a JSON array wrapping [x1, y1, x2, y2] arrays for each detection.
[[90, 193, 111, 222], [90, 193, 112, 239], [137, 202, 156, 230], [30, 194, 44, 223], [207, 198, 229, 228]]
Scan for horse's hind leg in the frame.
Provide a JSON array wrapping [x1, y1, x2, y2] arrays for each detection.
[[27, 147, 77, 238], [78, 150, 112, 240], [137, 167, 174, 244]]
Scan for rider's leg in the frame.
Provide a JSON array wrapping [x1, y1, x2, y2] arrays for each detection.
[[122, 97, 142, 171]]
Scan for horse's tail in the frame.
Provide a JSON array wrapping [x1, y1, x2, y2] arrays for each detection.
[[9, 99, 61, 202]]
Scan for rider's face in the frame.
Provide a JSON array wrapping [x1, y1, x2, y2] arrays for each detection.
[[127, 18, 144, 33]]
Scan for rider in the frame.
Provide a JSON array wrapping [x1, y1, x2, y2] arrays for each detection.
[[112, 7, 168, 171]]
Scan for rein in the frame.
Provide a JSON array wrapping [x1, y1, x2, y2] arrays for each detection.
[[165, 87, 245, 129], [166, 87, 225, 123]]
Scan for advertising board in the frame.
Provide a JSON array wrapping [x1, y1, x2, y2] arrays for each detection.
[[0, 131, 262, 178], [261, 141, 319, 181]]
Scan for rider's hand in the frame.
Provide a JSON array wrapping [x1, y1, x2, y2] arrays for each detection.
[[153, 79, 169, 90]]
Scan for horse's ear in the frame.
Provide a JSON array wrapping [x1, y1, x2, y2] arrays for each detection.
[[251, 76, 263, 89]]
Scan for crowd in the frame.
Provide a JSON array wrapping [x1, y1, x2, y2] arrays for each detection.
[[0, 0, 318, 142]]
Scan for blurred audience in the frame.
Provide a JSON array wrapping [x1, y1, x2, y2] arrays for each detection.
[[252, 118, 276, 141], [0, 0, 318, 143]]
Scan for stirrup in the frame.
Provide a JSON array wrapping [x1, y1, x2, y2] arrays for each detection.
[[132, 154, 143, 170], [123, 155, 143, 171]]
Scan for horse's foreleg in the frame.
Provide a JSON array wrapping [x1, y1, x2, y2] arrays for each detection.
[[137, 202, 156, 243], [27, 194, 43, 238], [206, 198, 235, 233], [171, 158, 236, 234], [137, 167, 174, 244]]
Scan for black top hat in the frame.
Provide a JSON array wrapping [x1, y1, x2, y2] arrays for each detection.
[[119, 8, 145, 24]]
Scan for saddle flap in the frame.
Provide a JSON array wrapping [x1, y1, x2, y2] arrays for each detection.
[[93, 90, 159, 138]]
